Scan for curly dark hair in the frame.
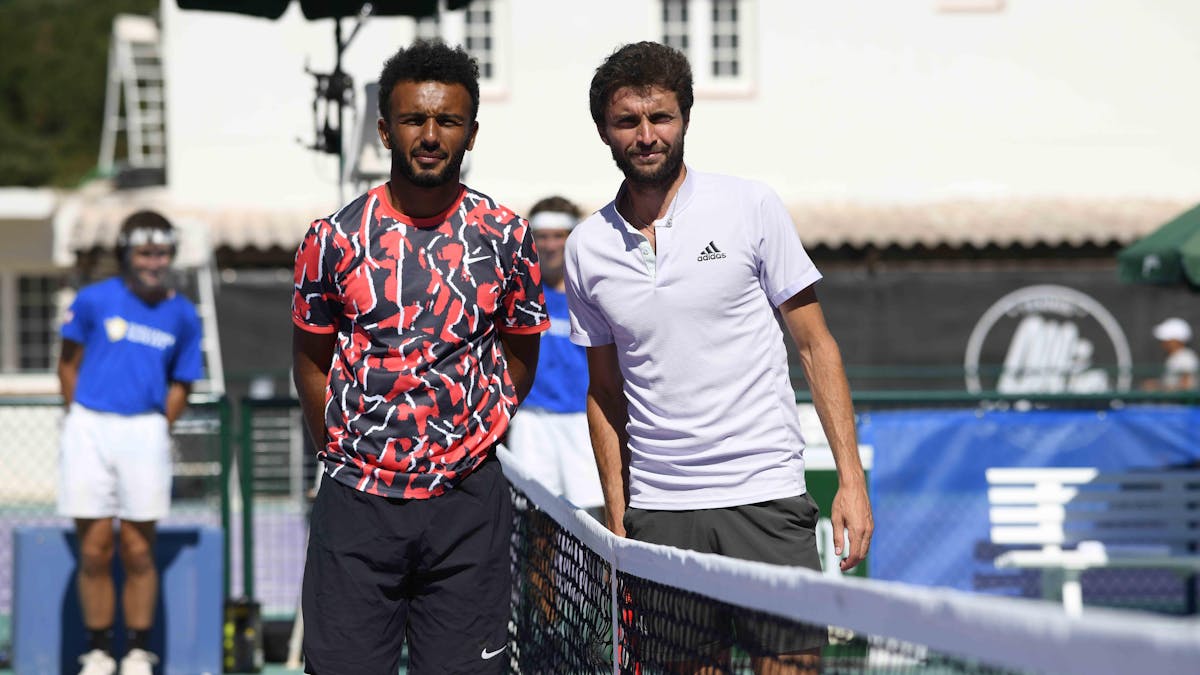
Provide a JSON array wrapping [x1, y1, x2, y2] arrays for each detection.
[[589, 41, 694, 126], [529, 195, 583, 220], [378, 39, 480, 122]]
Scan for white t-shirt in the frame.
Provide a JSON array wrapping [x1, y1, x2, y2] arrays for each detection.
[[564, 167, 823, 510], [1164, 347, 1199, 390]]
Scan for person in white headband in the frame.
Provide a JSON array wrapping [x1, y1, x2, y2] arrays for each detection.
[[115, 211, 179, 300], [529, 210, 578, 233], [57, 209, 202, 675], [507, 196, 604, 519]]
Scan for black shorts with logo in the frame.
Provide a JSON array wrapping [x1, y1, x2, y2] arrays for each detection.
[[302, 457, 512, 675], [623, 493, 827, 656]]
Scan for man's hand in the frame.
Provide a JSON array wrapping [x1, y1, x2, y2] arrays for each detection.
[[603, 505, 626, 538], [831, 483, 873, 571]]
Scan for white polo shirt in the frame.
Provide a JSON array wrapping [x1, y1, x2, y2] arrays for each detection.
[[564, 167, 823, 510]]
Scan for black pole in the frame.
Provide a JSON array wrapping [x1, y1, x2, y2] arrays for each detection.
[[334, 17, 345, 203]]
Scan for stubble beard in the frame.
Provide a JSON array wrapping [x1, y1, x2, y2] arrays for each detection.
[[395, 141, 470, 188], [611, 136, 685, 189]]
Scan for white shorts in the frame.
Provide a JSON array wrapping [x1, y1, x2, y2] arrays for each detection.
[[57, 404, 172, 521], [506, 408, 603, 509]]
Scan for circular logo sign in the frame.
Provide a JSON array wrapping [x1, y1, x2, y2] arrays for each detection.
[[964, 285, 1132, 394]]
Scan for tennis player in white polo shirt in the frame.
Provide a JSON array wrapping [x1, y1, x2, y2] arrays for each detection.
[[565, 42, 874, 671]]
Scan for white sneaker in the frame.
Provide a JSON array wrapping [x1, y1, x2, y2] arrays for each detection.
[[77, 649, 117, 675], [118, 648, 158, 675]]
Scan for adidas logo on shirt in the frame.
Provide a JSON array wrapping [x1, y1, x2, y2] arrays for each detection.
[[697, 241, 727, 262]]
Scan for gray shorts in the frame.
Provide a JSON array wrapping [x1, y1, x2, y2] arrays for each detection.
[[622, 494, 827, 658], [624, 493, 822, 569]]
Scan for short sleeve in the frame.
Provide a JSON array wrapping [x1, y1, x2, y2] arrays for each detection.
[[564, 233, 613, 347], [170, 303, 205, 383], [497, 219, 550, 334], [291, 219, 343, 334], [60, 288, 92, 344], [754, 187, 823, 306]]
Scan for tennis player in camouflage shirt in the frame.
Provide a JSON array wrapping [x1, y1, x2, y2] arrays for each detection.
[[292, 40, 548, 674]]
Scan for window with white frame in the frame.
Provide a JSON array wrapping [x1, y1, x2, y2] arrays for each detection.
[[662, 0, 689, 53], [0, 271, 64, 373], [413, 0, 506, 92], [18, 275, 59, 371], [463, 1, 494, 80], [657, 0, 756, 93], [711, 0, 740, 77]]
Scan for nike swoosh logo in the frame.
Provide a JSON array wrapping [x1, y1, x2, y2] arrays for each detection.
[[464, 254, 492, 266], [480, 645, 507, 660]]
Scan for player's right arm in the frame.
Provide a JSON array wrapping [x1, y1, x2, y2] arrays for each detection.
[[585, 343, 630, 536], [57, 339, 83, 408], [291, 217, 344, 453], [292, 327, 336, 452]]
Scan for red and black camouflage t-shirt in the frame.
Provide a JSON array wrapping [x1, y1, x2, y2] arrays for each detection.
[[292, 184, 549, 499]]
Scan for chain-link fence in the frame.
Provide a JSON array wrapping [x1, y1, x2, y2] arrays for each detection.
[[0, 396, 230, 665]]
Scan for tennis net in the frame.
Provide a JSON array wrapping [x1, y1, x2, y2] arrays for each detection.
[[500, 448, 1199, 675]]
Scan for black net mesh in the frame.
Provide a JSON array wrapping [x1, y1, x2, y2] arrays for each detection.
[[508, 484, 1029, 675], [614, 572, 1021, 675], [509, 489, 612, 674]]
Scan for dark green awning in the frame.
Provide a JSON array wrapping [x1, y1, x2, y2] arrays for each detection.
[[1117, 202, 1200, 287]]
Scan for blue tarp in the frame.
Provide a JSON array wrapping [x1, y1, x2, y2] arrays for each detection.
[[858, 406, 1200, 592]]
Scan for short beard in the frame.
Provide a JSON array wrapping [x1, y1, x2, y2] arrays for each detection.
[[395, 141, 470, 188], [611, 136, 685, 189]]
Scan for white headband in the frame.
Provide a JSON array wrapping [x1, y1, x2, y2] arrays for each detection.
[[124, 228, 176, 247], [529, 211, 578, 232]]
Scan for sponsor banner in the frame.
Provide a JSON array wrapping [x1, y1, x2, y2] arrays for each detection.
[[964, 285, 1131, 394], [814, 266, 1197, 390], [859, 406, 1200, 592]]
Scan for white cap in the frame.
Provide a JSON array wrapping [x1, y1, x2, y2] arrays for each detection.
[[1153, 317, 1192, 343]]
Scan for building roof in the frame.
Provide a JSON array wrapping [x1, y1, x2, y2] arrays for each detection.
[[788, 197, 1193, 250], [58, 184, 329, 264], [57, 183, 1194, 256], [0, 187, 57, 220]]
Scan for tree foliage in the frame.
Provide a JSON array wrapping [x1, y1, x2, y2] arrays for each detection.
[[0, 0, 158, 186]]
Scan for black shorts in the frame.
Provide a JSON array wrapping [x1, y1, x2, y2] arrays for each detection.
[[302, 458, 512, 675], [623, 494, 827, 656]]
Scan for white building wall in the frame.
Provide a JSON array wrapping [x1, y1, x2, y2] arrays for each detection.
[[161, 0, 1200, 216]]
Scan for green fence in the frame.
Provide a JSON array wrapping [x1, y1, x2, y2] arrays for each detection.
[[236, 398, 317, 619]]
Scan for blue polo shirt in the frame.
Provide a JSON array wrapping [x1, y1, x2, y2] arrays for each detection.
[[524, 287, 588, 413], [62, 277, 204, 415]]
